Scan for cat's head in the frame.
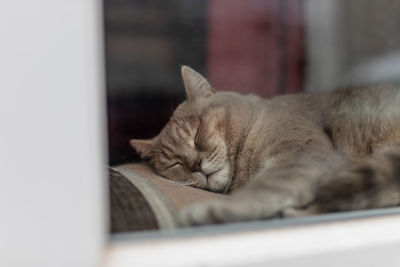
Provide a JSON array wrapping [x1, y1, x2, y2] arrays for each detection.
[[130, 66, 231, 192]]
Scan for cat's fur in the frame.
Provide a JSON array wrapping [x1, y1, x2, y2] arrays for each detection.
[[130, 66, 400, 225]]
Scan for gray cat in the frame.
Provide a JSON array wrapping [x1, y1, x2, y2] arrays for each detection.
[[131, 66, 400, 225]]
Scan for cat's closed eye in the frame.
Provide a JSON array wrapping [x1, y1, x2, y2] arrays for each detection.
[[194, 127, 209, 152], [194, 128, 200, 149], [167, 162, 183, 169]]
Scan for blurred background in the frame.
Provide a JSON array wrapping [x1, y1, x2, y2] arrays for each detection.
[[105, 0, 400, 165]]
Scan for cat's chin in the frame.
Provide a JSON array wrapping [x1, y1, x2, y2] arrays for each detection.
[[207, 165, 230, 192]]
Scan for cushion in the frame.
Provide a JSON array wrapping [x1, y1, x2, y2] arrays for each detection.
[[109, 163, 225, 232]]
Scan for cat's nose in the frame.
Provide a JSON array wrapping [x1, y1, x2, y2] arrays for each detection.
[[191, 158, 202, 173]]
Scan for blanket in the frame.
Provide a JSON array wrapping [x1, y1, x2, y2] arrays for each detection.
[[109, 163, 225, 232]]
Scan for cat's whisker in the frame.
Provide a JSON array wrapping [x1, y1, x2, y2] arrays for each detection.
[[225, 135, 242, 148], [225, 133, 240, 145]]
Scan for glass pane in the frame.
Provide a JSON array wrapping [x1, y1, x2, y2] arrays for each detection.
[[105, 0, 400, 235]]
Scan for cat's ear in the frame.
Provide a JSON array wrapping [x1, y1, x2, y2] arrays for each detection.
[[181, 65, 214, 101], [129, 139, 154, 159]]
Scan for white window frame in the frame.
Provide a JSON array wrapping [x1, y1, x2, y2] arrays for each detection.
[[1, 1, 400, 267]]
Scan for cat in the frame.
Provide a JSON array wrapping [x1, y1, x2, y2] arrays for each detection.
[[130, 66, 400, 226]]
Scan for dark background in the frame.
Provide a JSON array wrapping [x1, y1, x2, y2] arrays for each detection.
[[104, 0, 305, 165]]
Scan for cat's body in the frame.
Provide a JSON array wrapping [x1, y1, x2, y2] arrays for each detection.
[[131, 66, 400, 225]]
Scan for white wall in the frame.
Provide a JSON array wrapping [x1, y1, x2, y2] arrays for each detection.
[[0, 1, 106, 266]]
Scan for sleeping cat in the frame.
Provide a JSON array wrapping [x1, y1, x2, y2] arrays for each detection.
[[130, 66, 400, 225]]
